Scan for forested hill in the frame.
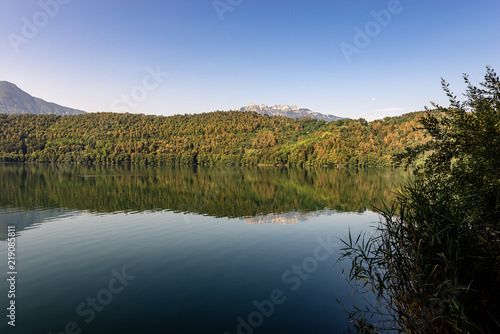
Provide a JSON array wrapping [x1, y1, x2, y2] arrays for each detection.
[[0, 111, 426, 166]]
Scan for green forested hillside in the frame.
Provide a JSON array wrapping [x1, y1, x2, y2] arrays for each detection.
[[0, 110, 426, 166]]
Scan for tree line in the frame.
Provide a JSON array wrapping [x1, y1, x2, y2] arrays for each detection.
[[0, 110, 426, 166]]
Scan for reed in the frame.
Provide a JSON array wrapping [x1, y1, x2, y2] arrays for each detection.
[[339, 67, 500, 333]]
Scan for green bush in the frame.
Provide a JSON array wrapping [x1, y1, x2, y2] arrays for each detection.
[[339, 67, 500, 333]]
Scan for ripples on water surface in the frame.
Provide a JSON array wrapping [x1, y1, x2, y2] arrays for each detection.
[[0, 164, 409, 333]]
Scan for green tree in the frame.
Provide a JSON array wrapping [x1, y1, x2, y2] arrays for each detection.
[[340, 67, 500, 333], [396, 65, 500, 220]]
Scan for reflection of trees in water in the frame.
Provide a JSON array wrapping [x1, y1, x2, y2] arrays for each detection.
[[0, 164, 410, 226]]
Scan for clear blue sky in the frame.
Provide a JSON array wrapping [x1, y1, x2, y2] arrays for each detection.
[[1, 0, 499, 120]]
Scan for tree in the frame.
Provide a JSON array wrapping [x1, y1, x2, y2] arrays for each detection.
[[395, 65, 500, 221], [340, 67, 500, 333]]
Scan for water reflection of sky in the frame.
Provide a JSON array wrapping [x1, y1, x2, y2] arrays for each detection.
[[0, 209, 379, 334]]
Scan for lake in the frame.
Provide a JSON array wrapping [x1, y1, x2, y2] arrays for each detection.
[[0, 164, 409, 334]]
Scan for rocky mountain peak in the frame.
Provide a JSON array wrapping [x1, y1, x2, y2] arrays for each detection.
[[239, 103, 343, 122]]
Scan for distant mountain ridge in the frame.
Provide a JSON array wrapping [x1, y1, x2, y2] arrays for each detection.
[[0, 81, 85, 116], [239, 102, 343, 122]]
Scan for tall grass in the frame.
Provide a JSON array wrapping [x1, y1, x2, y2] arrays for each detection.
[[339, 66, 500, 333], [339, 176, 500, 333]]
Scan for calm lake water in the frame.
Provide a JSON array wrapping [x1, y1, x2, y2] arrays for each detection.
[[0, 164, 409, 334]]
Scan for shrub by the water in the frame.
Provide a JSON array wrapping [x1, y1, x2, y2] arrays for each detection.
[[339, 66, 500, 333]]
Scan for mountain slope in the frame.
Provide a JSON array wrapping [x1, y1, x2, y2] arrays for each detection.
[[0, 81, 85, 116], [240, 102, 343, 122], [0, 110, 426, 167]]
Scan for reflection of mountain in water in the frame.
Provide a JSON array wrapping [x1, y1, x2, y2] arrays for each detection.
[[0, 207, 75, 240], [241, 210, 334, 225], [0, 164, 410, 238]]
